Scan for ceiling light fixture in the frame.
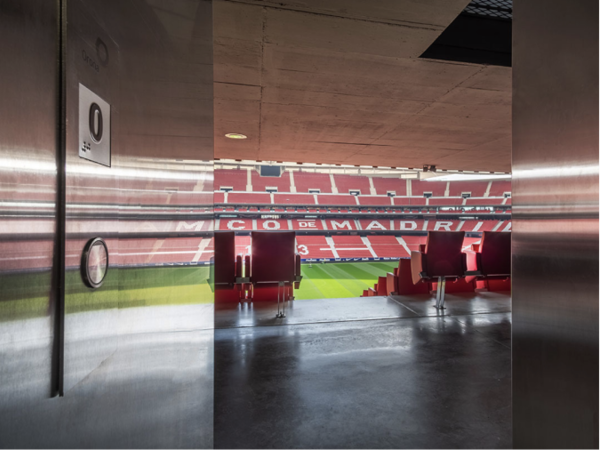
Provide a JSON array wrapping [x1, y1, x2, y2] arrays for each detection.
[[225, 133, 247, 139]]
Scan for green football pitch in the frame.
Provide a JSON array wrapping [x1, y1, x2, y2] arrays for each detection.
[[1, 262, 396, 321], [295, 261, 398, 300]]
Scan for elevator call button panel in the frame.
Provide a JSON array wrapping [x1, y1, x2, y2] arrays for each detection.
[[78, 83, 111, 166]]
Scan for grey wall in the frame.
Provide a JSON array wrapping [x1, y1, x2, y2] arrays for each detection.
[[512, 0, 599, 448], [0, 0, 214, 447]]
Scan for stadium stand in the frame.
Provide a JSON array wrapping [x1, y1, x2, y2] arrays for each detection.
[[372, 177, 408, 196], [333, 174, 371, 194], [214, 191, 225, 204], [331, 235, 373, 258], [326, 219, 357, 231], [357, 196, 392, 206], [318, 194, 357, 205], [488, 180, 511, 197], [228, 192, 271, 204], [293, 172, 333, 193], [428, 197, 464, 206], [368, 235, 410, 258], [273, 193, 315, 204], [296, 235, 334, 259], [411, 180, 446, 197], [251, 170, 292, 192], [215, 168, 248, 191], [447, 181, 488, 197], [466, 198, 504, 205]]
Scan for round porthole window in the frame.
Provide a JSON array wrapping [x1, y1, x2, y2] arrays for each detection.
[[81, 237, 109, 288]]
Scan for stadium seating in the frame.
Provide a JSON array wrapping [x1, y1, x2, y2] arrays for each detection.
[[215, 168, 248, 191], [273, 193, 315, 204], [384, 259, 431, 296], [428, 197, 463, 206], [332, 235, 372, 258], [466, 198, 504, 205], [251, 170, 292, 192], [334, 174, 371, 194], [375, 276, 387, 295], [372, 177, 408, 196], [214, 231, 243, 303], [296, 235, 334, 258], [448, 181, 488, 197], [249, 231, 302, 307], [214, 191, 225, 203], [488, 180, 511, 197], [465, 231, 511, 291], [410, 231, 466, 309], [411, 180, 446, 197], [357, 196, 392, 206], [318, 194, 357, 205], [228, 192, 271, 204], [293, 172, 333, 193], [368, 235, 410, 258]]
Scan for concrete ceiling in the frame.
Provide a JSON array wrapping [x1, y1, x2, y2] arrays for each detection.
[[213, 0, 512, 172]]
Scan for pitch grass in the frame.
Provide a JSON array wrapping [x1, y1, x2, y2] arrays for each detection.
[[0, 266, 213, 322], [295, 261, 397, 300], [0, 262, 396, 320]]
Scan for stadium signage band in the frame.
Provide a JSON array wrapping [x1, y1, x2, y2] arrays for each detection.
[[219, 218, 512, 233]]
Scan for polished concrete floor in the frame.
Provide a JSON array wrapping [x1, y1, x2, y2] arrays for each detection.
[[215, 292, 511, 449], [0, 304, 214, 448]]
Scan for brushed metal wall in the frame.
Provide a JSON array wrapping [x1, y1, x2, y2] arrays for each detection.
[[512, 0, 599, 448], [0, 0, 59, 404], [0, 0, 214, 447]]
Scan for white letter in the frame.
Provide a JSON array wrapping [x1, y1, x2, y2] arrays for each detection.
[[330, 220, 352, 230], [227, 220, 245, 230], [262, 220, 281, 230], [399, 221, 417, 231], [366, 221, 386, 230], [434, 221, 453, 231]]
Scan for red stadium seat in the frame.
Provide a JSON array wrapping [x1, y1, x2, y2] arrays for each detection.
[[333, 174, 370, 194], [294, 172, 333, 193], [387, 259, 431, 296], [465, 231, 511, 291], [214, 231, 243, 304], [376, 276, 387, 295], [215, 169, 247, 191], [411, 231, 466, 309], [249, 231, 302, 316]]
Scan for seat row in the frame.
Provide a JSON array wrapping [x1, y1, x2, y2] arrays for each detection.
[[363, 231, 511, 307], [214, 231, 302, 306]]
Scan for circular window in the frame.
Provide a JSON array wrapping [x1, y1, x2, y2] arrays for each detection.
[[81, 237, 109, 288]]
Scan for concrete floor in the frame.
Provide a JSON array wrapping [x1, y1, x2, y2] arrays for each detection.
[[214, 292, 511, 449]]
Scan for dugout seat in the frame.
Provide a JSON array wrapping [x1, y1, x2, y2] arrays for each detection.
[[214, 231, 244, 303], [465, 231, 511, 291], [387, 259, 431, 296], [248, 231, 302, 316], [411, 231, 467, 309]]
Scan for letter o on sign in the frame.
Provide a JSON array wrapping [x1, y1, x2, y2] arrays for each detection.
[[263, 220, 280, 230], [89, 102, 103, 142]]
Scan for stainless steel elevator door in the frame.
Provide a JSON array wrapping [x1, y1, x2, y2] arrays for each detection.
[[0, 0, 59, 402]]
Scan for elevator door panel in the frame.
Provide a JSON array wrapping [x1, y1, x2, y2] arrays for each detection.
[[0, 0, 59, 403]]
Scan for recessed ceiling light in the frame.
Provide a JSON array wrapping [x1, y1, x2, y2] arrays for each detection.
[[225, 133, 247, 139]]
